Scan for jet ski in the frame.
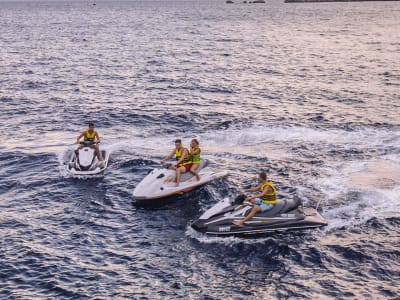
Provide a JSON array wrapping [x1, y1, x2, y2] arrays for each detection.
[[67, 141, 109, 176], [191, 195, 327, 236], [133, 159, 229, 201]]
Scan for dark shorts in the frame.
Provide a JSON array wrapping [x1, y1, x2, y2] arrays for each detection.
[[183, 164, 192, 172]]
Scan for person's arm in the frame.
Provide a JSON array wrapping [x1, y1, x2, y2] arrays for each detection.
[[161, 149, 175, 163], [192, 148, 200, 155], [240, 184, 260, 194], [247, 185, 272, 201], [76, 132, 85, 144], [95, 132, 101, 143]]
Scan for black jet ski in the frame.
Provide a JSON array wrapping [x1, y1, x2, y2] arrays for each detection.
[[67, 141, 109, 177], [191, 195, 327, 236]]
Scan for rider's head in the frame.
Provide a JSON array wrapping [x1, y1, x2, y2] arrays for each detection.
[[174, 139, 182, 148], [190, 139, 199, 147], [259, 172, 267, 182], [88, 121, 95, 131]]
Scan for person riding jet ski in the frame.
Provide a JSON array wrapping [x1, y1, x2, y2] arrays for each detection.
[[75, 121, 102, 161], [134, 139, 228, 201], [174, 139, 201, 187], [191, 171, 327, 236], [160, 139, 188, 170], [233, 171, 276, 226], [160, 139, 201, 186]]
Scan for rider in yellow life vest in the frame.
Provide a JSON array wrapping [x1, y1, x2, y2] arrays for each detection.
[[84, 129, 96, 142], [260, 181, 277, 205], [175, 139, 201, 187], [76, 121, 102, 161], [160, 139, 190, 170], [175, 146, 186, 161], [233, 172, 276, 226], [189, 144, 201, 165]]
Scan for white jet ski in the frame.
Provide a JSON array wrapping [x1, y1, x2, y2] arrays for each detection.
[[191, 195, 327, 236], [67, 141, 109, 176], [133, 159, 228, 201]]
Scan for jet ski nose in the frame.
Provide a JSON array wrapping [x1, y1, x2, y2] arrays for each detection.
[[191, 220, 206, 231]]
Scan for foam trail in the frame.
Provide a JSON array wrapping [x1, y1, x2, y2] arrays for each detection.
[[314, 157, 400, 231], [97, 124, 400, 159], [17, 124, 399, 158], [324, 186, 400, 231], [197, 125, 400, 148]]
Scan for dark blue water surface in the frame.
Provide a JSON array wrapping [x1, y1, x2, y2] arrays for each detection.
[[1, 0, 400, 298]]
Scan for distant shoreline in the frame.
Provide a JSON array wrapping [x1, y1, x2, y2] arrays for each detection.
[[285, 0, 399, 2]]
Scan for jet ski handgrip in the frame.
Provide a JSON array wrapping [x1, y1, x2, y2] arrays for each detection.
[[79, 141, 97, 146]]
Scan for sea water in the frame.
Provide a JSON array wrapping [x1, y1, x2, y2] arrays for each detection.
[[0, 0, 399, 298]]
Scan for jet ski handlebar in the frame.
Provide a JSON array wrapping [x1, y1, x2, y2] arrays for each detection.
[[160, 162, 172, 169], [79, 141, 99, 146], [233, 194, 247, 205]]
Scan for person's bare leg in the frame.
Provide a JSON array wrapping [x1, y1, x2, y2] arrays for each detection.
[[233, 206, 261, 226], [190, 164, 200, 181], [94, 145, 102, 161], [176, 166, 185, 187]]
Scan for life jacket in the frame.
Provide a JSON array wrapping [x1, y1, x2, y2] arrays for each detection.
[[175, 146, 186, 160], [176, 147, 191, 166], [84, 130, 96, 142], [260, 181, 277, 205], [189, 146, 201, 164]]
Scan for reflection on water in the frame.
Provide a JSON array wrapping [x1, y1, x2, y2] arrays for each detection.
[[348, 160, 400, 190]]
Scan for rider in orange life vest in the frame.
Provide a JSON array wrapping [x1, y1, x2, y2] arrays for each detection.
[[160, 139, 189, 170], [76, 122, 102, 161], [174, 139, 201, 187], [233, 172, 277, 226]]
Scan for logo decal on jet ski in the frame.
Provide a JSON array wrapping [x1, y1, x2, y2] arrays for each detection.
[[280, 213, 296, 218], [218, 226, 231, 232]]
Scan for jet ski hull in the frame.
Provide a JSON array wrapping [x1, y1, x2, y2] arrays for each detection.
[[191, 197, 327, 236], [67, 149, 110, 177], [133, 159, 228, 201]]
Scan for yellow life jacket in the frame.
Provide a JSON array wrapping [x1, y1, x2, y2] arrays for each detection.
[[260, 181, 277, 205], [84, 130, 96, 141], [175, 146, 186, 160], [189, 146, 201, 164], [176, 147, 191, 166]]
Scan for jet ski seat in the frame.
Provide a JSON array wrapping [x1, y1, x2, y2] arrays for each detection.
[[180, 159, 209, 182], [256, 197, 302, 217]]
